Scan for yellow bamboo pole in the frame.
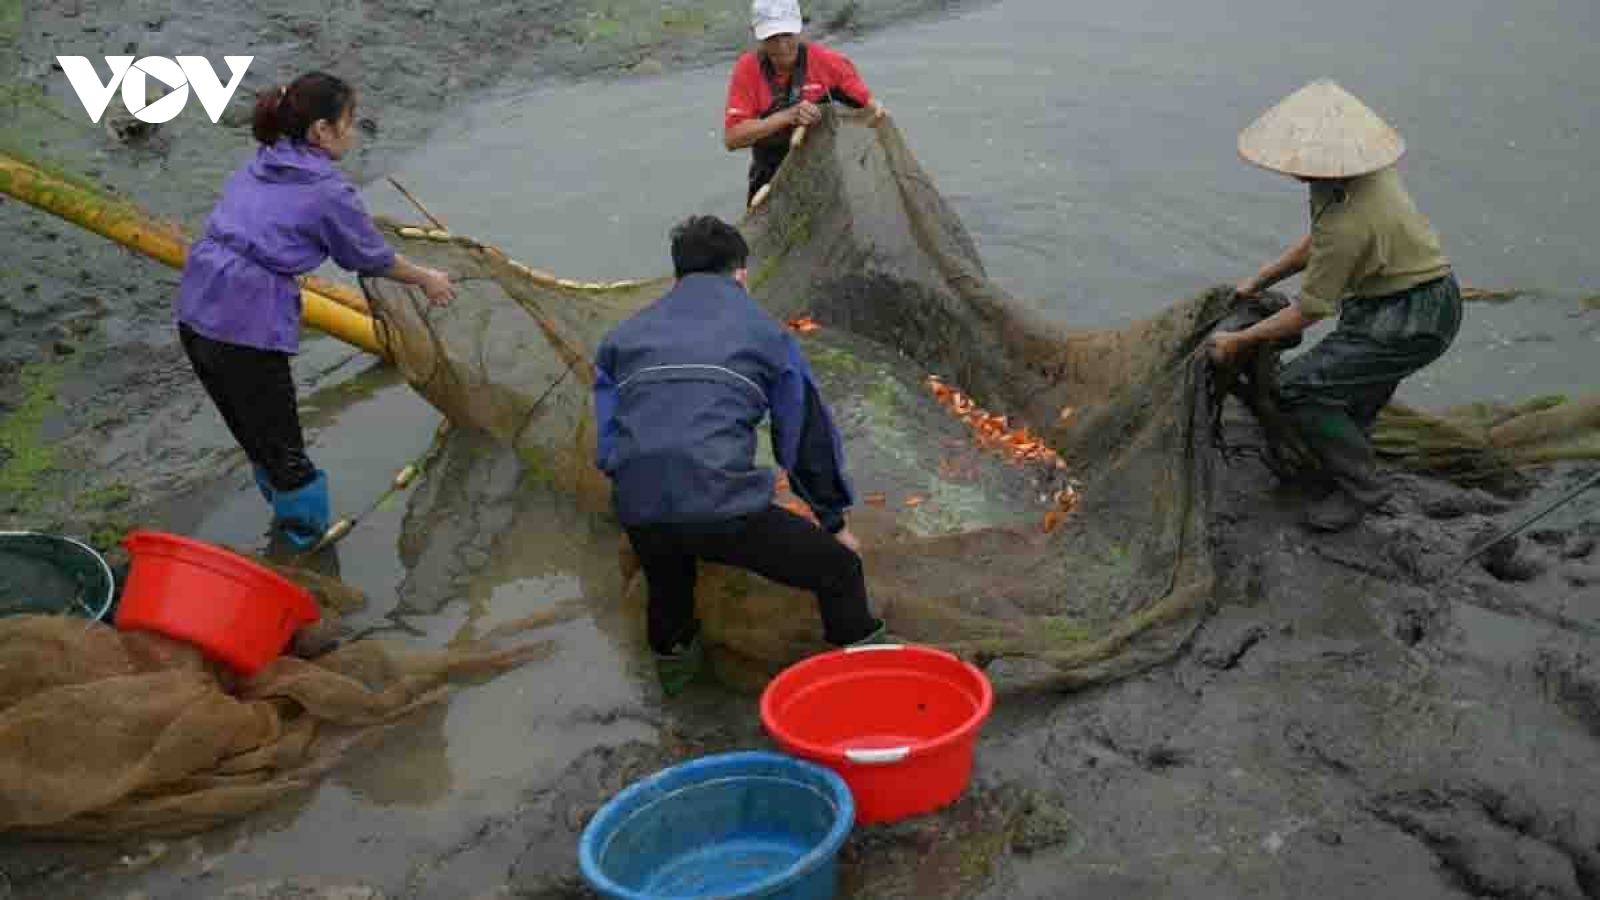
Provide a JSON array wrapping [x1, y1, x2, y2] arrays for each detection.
[[0, 152, 386, 358], [302, 274, 372, 316]]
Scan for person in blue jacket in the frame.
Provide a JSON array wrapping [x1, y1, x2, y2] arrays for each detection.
[[594, 215, 886, 694]]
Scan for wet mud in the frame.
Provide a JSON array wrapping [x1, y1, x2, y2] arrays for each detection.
[[2, 419, 1594, 899]]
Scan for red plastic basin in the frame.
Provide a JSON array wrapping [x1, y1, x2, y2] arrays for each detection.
[[760, 644, 994, 824], [115, 530, 319, 676]]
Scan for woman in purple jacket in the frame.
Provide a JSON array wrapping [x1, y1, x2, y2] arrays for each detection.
[[175, 71, 455, 549]]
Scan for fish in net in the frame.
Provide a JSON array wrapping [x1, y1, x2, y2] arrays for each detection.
[[361, 108, 1600, 690], [362, 110, 1219, 690]]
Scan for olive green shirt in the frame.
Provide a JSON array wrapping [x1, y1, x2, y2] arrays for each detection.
[[1299, 168, 1452, 318]]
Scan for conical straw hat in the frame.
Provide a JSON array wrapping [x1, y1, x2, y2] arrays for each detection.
[[1238, 80, 1405, 179]]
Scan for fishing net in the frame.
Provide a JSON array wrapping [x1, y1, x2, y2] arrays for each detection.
[[362, 109, 1600, 689], [1373, 397, 1600, 493], [0, 575, 563, 838], [363, 110, 1223, 690]]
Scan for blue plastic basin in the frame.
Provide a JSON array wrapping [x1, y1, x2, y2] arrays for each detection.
[[579, 751, 854, 900]]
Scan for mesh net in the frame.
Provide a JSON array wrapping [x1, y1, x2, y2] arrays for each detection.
[[363, 111, 1228, 689], [363, 110, 1600, 689], [0, 603, 563, 838]]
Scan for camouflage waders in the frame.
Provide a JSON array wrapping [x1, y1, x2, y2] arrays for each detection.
[[1278, 274, 1464, 528]]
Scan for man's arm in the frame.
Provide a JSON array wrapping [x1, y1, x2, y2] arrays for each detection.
[[1209, 303, 1314, 364], [770, 334, 854, 533], [725, 105, 813, 151], [725, 55, 818, 151], [823, 48, 872, 108], [592, 344, 620, 473], [1237, 234, 1312, 297], [1213, 226, 1358, 364], [818, 47, 886, 125]]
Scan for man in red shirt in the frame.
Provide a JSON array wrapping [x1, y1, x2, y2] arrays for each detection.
[[724, 0, 887, 204]]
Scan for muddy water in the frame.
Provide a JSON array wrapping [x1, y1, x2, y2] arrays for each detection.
[[371, 0, 1599, 408], [64, 0, 1599, 896], [108, 382, 657, 897]]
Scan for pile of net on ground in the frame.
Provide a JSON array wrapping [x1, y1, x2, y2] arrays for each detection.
[[1373, 397, 1600, 492], [364, 109, 1600, 689], [0, 563, 567, 838]]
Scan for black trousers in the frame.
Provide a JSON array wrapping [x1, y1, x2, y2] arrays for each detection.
[[179, 324, 316, 492], [625, 505, 880, 654], [747, 143, 789, 203]]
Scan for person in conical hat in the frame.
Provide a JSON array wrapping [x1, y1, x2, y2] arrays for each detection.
[[1210, 80, 1463, 532], [724, 0, 888, 204]]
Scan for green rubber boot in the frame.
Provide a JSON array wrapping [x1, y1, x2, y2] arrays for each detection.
[[654, 633, 707, 696]]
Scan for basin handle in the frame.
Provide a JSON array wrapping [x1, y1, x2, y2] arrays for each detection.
[[845, 746, 911, 765]]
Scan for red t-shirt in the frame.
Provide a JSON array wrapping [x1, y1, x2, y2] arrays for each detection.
[[724, 43, 873, 132]]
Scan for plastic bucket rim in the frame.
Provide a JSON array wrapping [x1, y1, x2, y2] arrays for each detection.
[[759, 644, 995, 765], [0, 530, 117, 622], [577, 750, 854, 900], [117, 529, 319, 674], [122, 529, 313, 609]]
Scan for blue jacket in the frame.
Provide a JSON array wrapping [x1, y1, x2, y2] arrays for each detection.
[[593, 273, 854, 531]]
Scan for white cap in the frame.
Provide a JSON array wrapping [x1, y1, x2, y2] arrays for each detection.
[[752, 0, 803, 40]]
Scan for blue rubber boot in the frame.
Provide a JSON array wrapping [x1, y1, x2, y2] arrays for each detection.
[[271, 469, 331, 551], [252, 465, 275, 503]]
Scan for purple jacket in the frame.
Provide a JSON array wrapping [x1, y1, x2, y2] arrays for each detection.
[[175, 140, 395, 353]]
